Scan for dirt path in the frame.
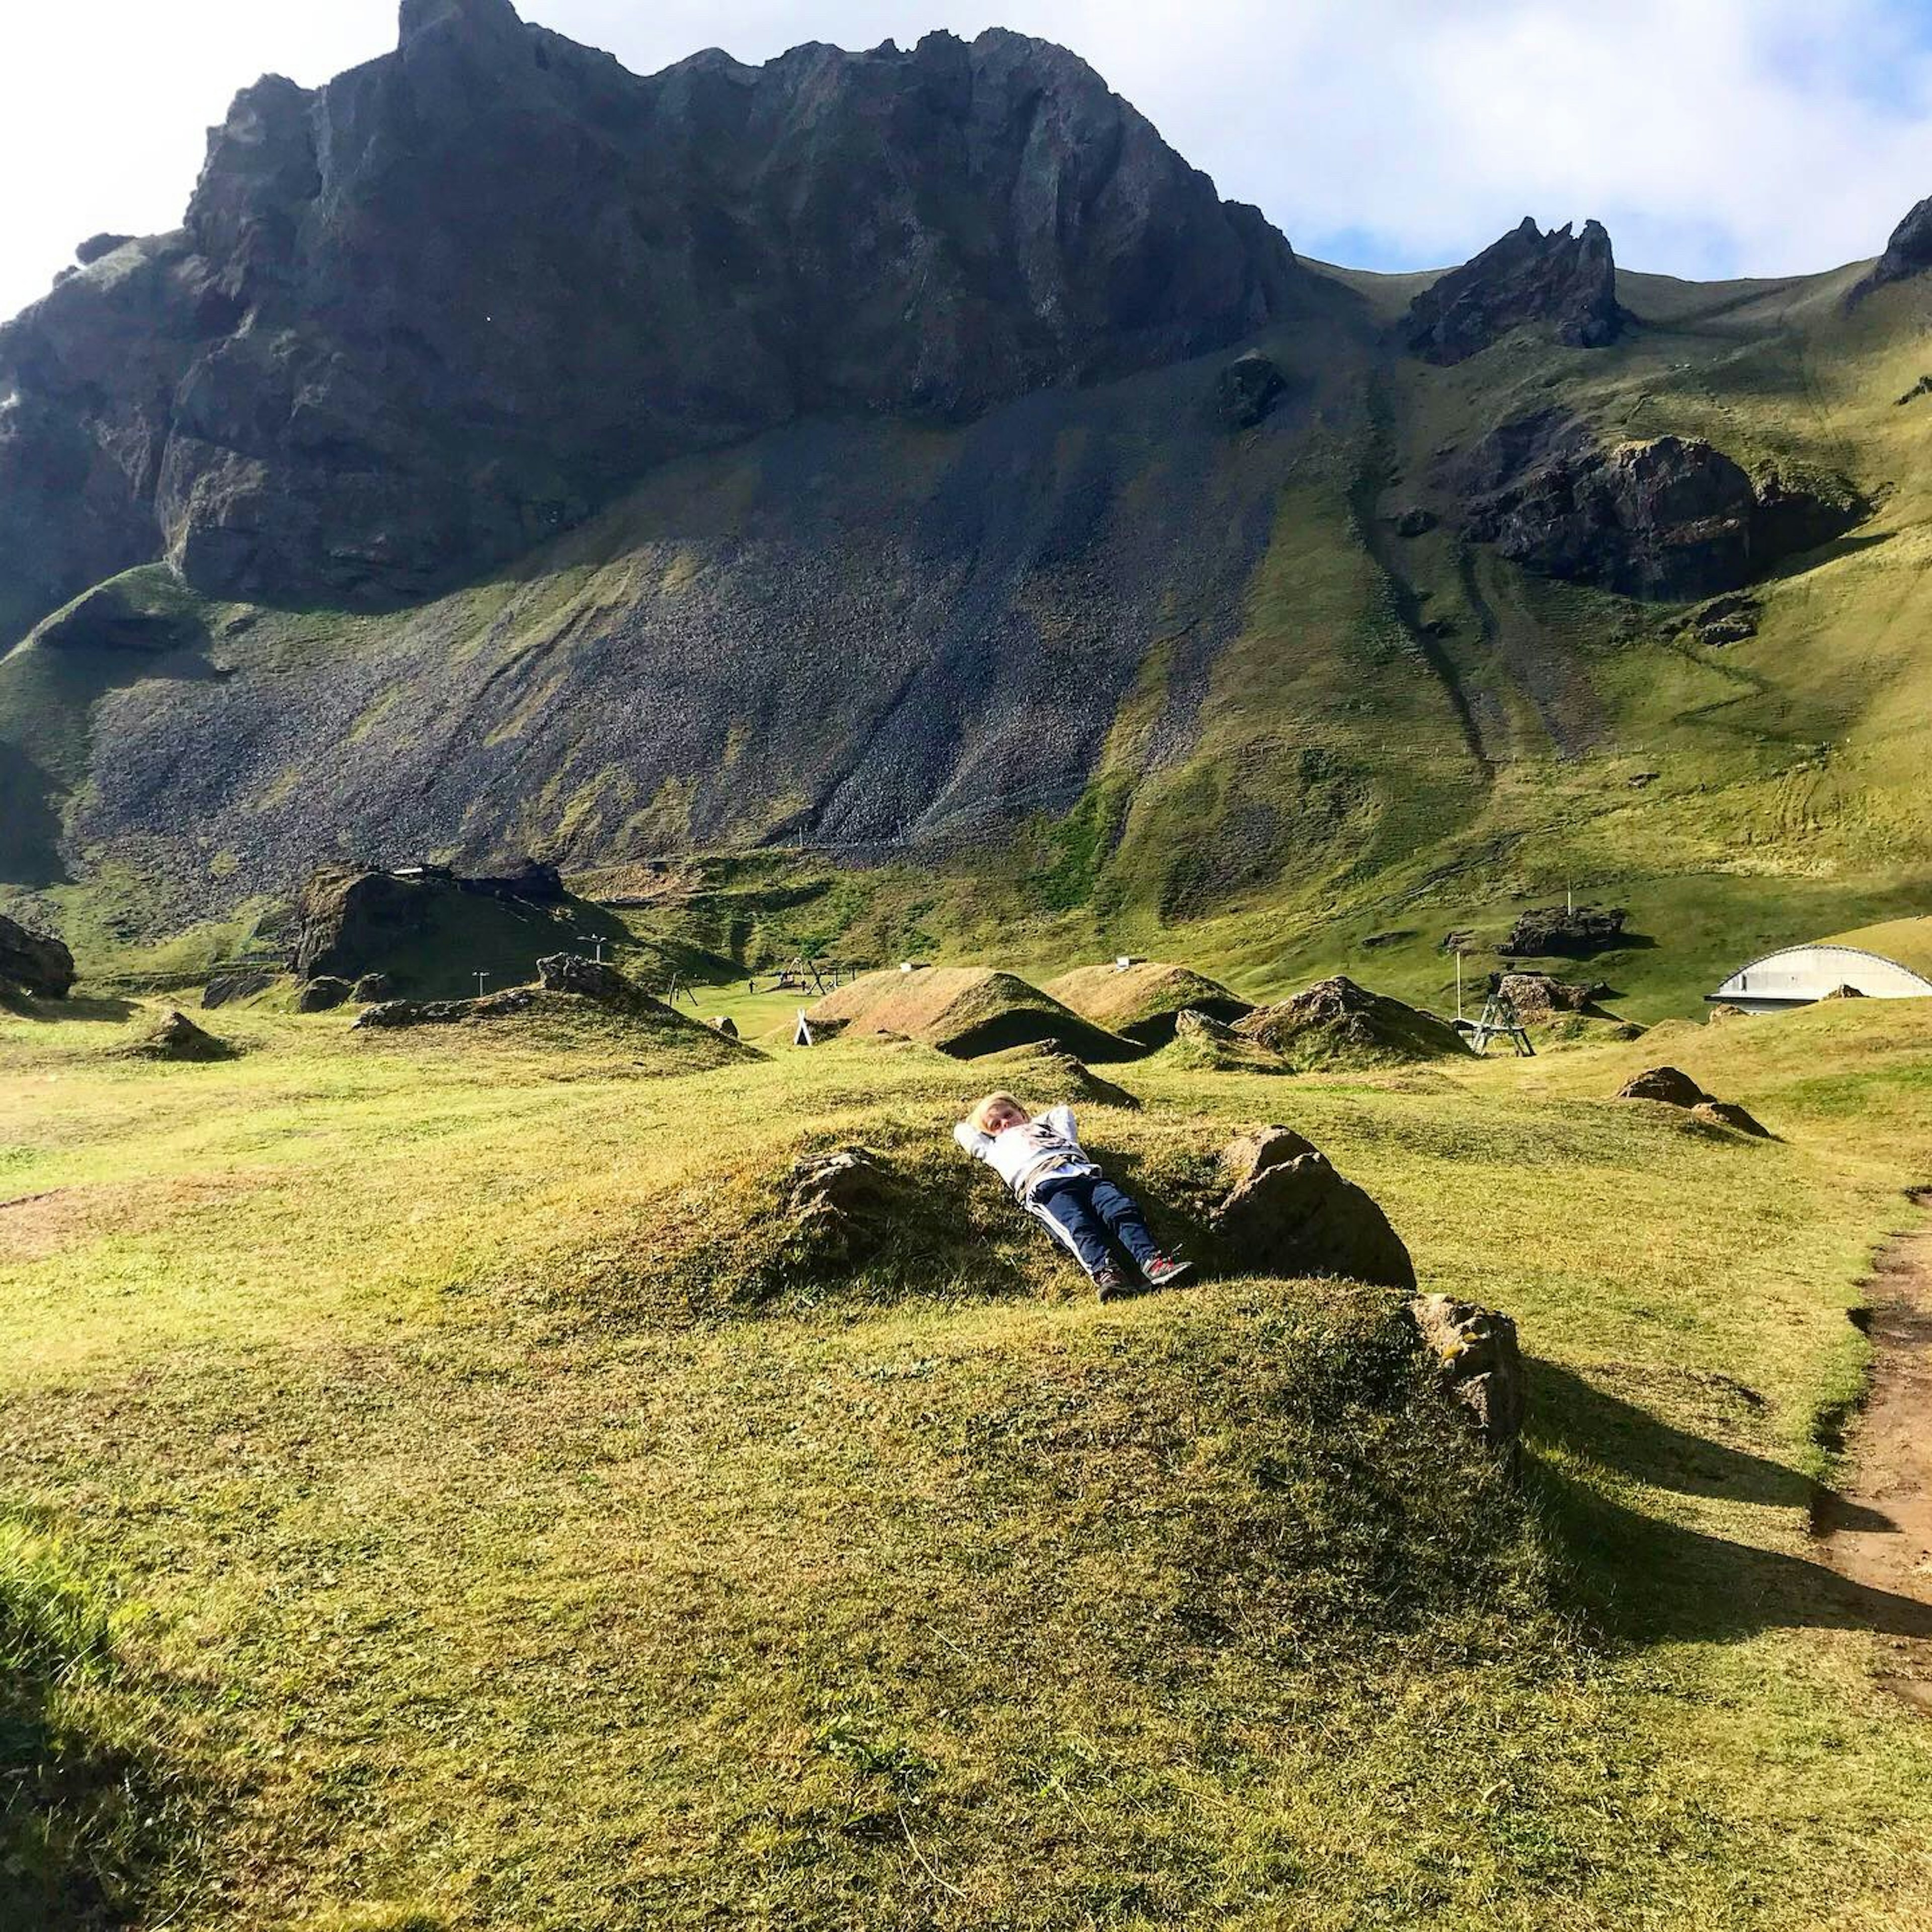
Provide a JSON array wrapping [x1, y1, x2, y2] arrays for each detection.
[[1818, 1195, 1932, 1711]]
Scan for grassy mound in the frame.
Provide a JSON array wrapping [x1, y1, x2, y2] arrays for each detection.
[[1041, 960, 1253, 1046], [805, 967, 1137, 1061], [967, 1040, 1142, 1112], [1159, 1008, 1294, 1075], [1817, 915, 1932, 982], [354, 985, 759, 1071], [1239, 975, 1473, 1072]]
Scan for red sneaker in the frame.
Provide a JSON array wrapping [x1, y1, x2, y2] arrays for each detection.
[[1092, 1265, 1133, 1301], [1142, 1254, 1193, 1287]]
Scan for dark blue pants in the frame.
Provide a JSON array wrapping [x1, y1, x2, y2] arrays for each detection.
[[1029, 1174, 1159, 1277]]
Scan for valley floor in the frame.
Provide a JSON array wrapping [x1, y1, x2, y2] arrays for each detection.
[[4, 990, 1932, 1929]]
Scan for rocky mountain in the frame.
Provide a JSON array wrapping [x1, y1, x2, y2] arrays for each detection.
[[3, 2, 1929, 978], [0, 0, 1295, 631]]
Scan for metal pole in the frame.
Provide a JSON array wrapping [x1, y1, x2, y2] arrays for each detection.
[[1456, 951, 1463, 1022], [474, 971, 489, 999]]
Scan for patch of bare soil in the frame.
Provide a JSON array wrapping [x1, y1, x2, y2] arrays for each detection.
[[1817, 1192, 1932, 1712]]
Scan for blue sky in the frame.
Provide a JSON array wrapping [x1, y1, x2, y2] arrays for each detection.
[[4, 0, 1931, 321]]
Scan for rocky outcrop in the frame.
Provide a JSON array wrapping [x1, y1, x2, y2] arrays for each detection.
[[1495, 971, 1605, 1018], [202, 966, 276, 1009], [0, 2, 1300, 625], [1237, 976, 1470, 1071], [1405, 217, 1621, 365], [1501, 904, 1628, 958], [352, 973, 395, 1003], [1456, 411, 1864, 600], [1850, 195, 1932, 303], [1166, 1009, 1292, 1075], [1409, 1295, 1525, 1446], [296, 976, 354, 1012], [784, 1147, 922, 1269], [535, 953, 638, 1004], [1209, 1141, 1416, 1291], [0, 913, 76, 997]]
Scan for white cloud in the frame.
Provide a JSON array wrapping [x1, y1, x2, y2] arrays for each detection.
[[4, 0, 1930, 325]]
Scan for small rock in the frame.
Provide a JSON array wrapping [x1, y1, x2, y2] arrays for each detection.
[[786, 1147, 914, 1266], [1210, 1147, 1416, 1291], [1821, 984, 1866, 1001], [1615, 1066, 1707, 1108], [1392, 506, 1436, 537], [353, 972, 395, 1003], [1409, 1295, 1526, 1446], [711, 1015, 740, 1037], [296, 976, 354, 1013], [1692, 1099, 1773, 1139], [127, 1010, 236, 1062], [1706, 1002, 1750, 1024]]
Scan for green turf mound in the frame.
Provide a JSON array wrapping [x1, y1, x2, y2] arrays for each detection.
[[353, 984, 757, 1068], [804, 967, 1137, 1061], [967, 1040, 1142, 1111], [1041, 960, 1254, 1046], [1160, 1007, 1294, 1074], [1238, 975, 1473, 1072]]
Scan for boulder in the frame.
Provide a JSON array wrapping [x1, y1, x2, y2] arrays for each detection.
[[1692, 1099, 1774, 1140], [126, 1010, 235, 1063], [297, 976, 354, 1013], [1392, 506, 1436, 537], [1821, 984, 1867, 1000], [1615, 1066, 1707, 1108], [1500, 904, 1627, 958], [1496, 971, 1603, 1018], [711, 1015, 740, 1038], [1215, 349, 1287, 430], [1210, 1148, 1416, 1292], [0, 912, 76, 998], [1455, 410, 1864, 601], [1404, 217, 1621, 365], [75, 232, 134, 265], [1706, 1002, 1750, 1024], [1219, 1124, 1320, 1188], [352, 972, 395, 1003], [203, 966, 276, 1008], [785, 1147, 917, 1267], [1409, 1295, 1526, 1446], [1237, 975, 1470, 1071]]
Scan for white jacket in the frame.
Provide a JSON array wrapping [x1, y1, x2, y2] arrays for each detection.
[[954, 1104, 1098, 1200]]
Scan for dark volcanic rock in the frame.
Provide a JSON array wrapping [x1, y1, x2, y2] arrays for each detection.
[[467, 859, 565, 903], [127, 1009, 236, 1061], [1214, 350, 1288, 429], [352, 972, 395, 1003], [1851, 194, 1932, 303], [1405, 217, 1621, 365], [292, 870, 432, 981], [75, 234, 135, 267], [1456, 411, 1864, 600], [203, 966, 275, 1009], [0, 4, 1300, 624], [1495, 971, 1603, 1018], [1501, 904, 1627, 957], [297, 976, 354, 1012], [0, 913, 76, 997], [535, 953, 638, 1003]]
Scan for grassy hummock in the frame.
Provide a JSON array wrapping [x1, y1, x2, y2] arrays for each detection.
[[1042, 959, 1253, 1045], [806, 966, 1137, 1061]]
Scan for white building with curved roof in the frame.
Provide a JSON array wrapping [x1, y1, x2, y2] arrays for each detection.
[[1711, 917, 1932, 1012]]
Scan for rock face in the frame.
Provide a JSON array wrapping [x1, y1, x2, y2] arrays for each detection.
[[297, 976, 354, 1012], [1852, 194, 1932, 303], [0, 1, 1299, 626], [1495, 971, 1603, 1018], [1405, 217, 1621, 365], [1408, 1295, 1526, 1446], [1210, 1145, 1416, 1291], [1237, 976, 1470, 1071], [1501, 904, 1628, 958], [535, 953, 638, 1003], [1457, 411, 1863, 600], [0, 913, 76, 997]]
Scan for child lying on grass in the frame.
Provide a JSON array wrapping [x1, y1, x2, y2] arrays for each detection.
[[954, 1091, 1191, 1300]]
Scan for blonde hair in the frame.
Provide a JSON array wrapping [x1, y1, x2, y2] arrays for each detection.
[[970, 1091, 1028, 1132]]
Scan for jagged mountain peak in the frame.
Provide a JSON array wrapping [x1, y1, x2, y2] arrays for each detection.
[[1404, 214, 1620, 364]]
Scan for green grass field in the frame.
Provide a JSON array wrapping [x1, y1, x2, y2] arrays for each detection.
[[6, 983, 1932, 1930]]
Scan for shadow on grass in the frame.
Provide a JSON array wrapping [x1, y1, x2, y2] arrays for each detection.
[[1526, 1361, 1932, 1648], [1, 1530, 193, 1929], [1, 989, 138, 1023]]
